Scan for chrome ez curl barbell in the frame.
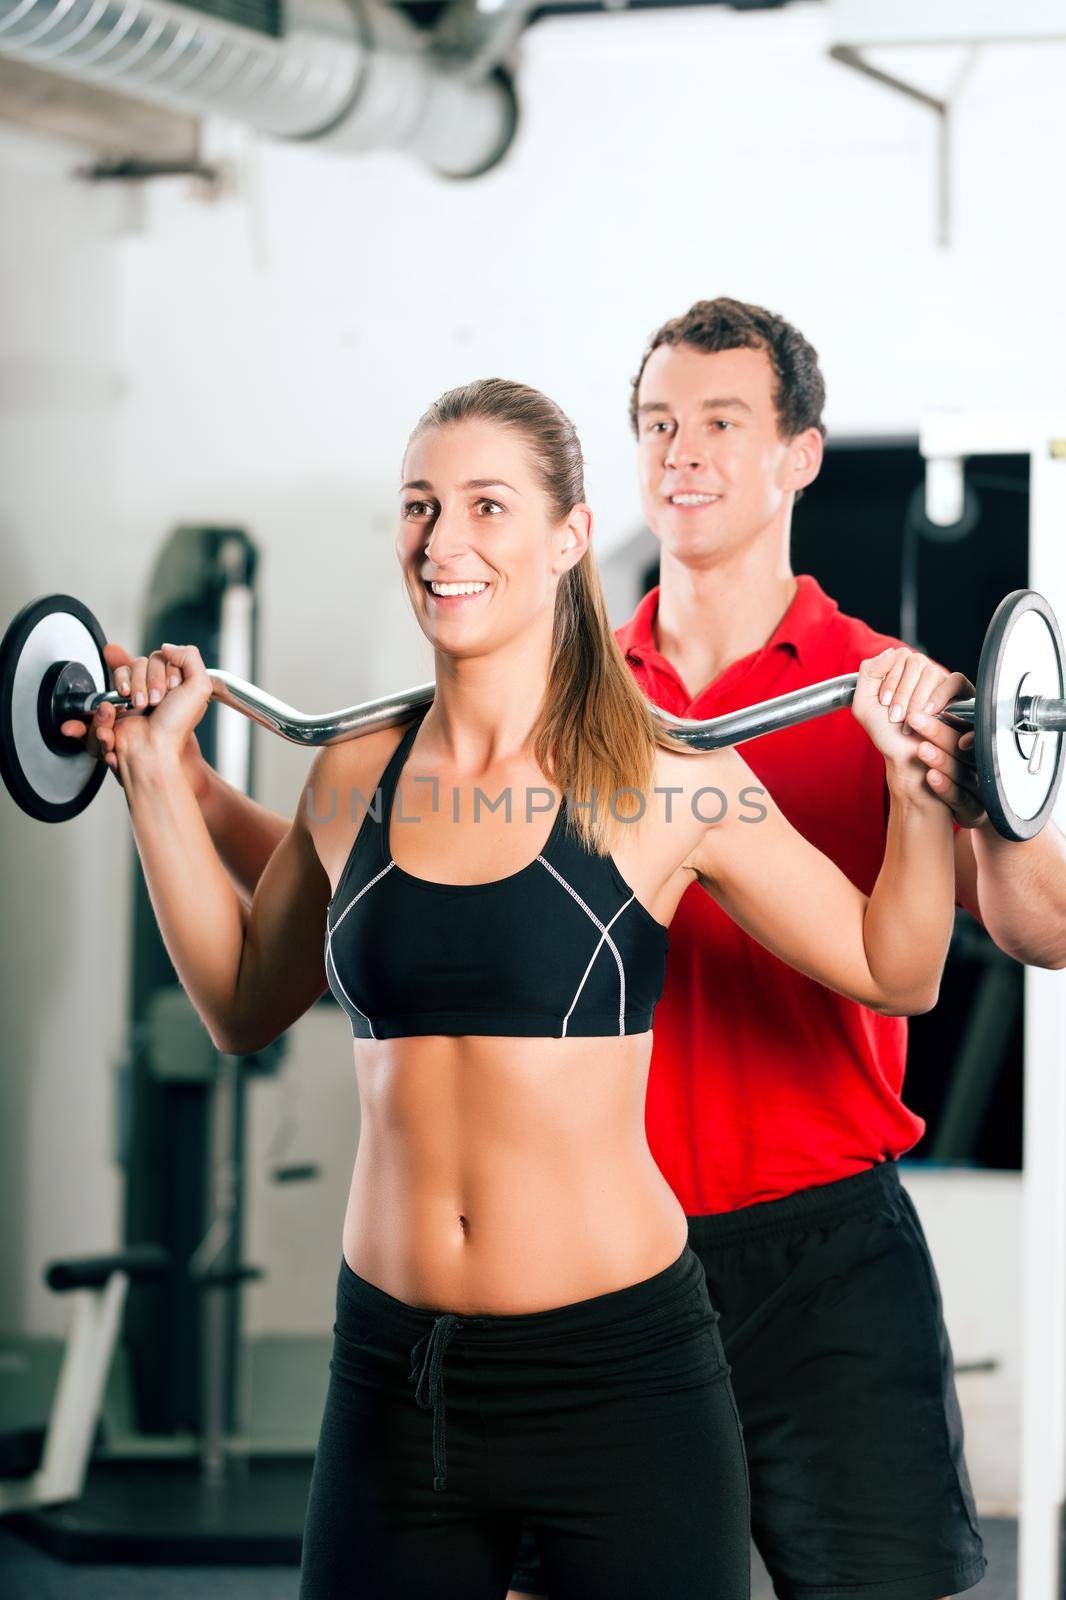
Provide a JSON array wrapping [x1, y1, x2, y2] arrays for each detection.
[[1, 590, 1063, 842]]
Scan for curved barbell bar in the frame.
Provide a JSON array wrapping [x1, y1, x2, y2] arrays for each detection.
[[62, 667, 1001, 756], [12, 585, 1061, 842]]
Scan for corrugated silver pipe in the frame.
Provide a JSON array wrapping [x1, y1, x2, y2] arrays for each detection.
[[0, 0, 517, 176]]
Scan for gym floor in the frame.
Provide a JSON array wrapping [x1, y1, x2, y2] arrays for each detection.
[[0, 1520, 1018, 1600]]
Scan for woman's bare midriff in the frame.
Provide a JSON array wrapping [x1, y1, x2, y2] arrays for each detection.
[[342, 1030, 689, 1315]]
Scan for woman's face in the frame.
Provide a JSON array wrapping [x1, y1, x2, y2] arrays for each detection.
[[397, 419, 589, 658]]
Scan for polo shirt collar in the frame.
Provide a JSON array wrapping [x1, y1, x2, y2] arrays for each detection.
[[617, 572, 838, 676]]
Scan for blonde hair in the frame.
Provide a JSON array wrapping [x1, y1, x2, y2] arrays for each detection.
[[408, 378, 689, 854]]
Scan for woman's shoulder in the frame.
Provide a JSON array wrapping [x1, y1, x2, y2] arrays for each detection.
[[606, 741, 754, 868], [313, 715, 415, 785], [299, 719, 413, 847], [651, 739, 758, 808]]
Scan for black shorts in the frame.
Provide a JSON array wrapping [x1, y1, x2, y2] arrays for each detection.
[[301, 1245, 749, 1600], [510, 1161, 986, 1600]]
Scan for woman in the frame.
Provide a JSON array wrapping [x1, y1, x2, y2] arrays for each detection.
[[90, 379, 957, 1600]]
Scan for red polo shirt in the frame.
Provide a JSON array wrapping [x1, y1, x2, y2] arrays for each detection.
[[616, 574, 927, 1215]]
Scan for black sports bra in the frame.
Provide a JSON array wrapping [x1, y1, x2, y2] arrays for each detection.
[[324, 705, 669, 1040]]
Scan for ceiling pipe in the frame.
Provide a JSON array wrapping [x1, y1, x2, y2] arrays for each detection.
[[0, 0, 517, 176]]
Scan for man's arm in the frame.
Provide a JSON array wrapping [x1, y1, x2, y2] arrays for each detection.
[[953, 822, 1066, 970], [903, 704, 1066, 970]]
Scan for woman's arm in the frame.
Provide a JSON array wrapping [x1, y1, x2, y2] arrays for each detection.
[[111, 646, 330, 1054], [689, 757, 953, 1015], [61, 643, 286, 908], [62, 643, 289, 905], [197, 755, 292, 907], [686, 648, 957, 1016]]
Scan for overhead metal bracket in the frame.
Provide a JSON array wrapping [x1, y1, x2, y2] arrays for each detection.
[[828, 0, 1066, 248], [76, 155, 221, 188], [828, 41, 979, 249]]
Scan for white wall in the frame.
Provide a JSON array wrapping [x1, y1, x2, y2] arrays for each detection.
[[0, 125, 132, 1333], [3, 0, 1064, 1508]]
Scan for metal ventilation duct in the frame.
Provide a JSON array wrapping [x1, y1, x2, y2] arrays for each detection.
[[0, 0, 517, 176]]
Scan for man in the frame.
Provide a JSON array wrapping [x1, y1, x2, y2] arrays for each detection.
[[506, 302, 1065, 1600], [75, 299, 1066, 1600]]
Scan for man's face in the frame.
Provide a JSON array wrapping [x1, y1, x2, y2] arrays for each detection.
[[634, 342, 820, 568]]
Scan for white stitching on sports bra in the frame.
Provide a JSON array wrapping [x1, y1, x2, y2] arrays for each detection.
[[326, 862, 395, 1039], [536, 856, 632, 1035], [560, 900, 634, 1037], [330, 861, 394, 931], [324, 938, 374, 1039]]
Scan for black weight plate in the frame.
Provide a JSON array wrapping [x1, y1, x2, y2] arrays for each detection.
[[0, 594, 110, 824], [975, 589, 1065, 841]]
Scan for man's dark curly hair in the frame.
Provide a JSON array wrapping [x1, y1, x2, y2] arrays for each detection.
[[628, 296, 827, 441]]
